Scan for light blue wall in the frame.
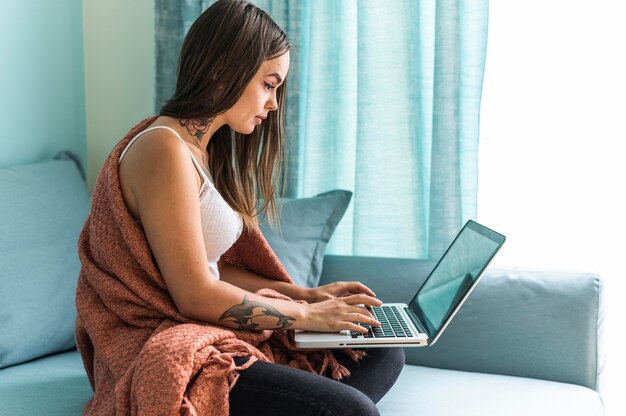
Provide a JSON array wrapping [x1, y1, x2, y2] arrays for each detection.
[[0, 0, 86, 168]]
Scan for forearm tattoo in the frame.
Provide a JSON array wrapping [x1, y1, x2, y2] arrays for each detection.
[[180, 118, 214, 142], [219, 295, 295, 331]]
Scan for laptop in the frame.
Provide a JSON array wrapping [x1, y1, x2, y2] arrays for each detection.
[[295, 220, 506, 348]]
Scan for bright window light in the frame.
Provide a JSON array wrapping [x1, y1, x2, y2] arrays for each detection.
[[477, 1, 626, 414]]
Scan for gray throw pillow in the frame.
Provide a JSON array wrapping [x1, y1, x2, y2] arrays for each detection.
[[259, 190, 352, 288]]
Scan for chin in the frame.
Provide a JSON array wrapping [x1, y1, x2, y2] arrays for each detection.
[[232, 124, 255, 135]]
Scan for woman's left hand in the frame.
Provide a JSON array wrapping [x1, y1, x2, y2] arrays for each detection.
[[306, 281, 378, 303]]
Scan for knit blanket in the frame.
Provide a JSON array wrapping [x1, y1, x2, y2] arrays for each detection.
[[75, 116, 363, 415]]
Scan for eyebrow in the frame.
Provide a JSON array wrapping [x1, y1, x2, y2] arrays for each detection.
[[267, 72, 283, 85]]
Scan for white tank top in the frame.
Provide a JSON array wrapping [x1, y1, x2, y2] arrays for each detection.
[[118, 125, 243, 280]]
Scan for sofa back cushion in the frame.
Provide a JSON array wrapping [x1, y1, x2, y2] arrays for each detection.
[[0, 158, 90, 368], [320, 256, 604, 391]]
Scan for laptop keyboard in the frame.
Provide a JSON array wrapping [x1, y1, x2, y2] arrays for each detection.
[[350, 305, 414, 339]]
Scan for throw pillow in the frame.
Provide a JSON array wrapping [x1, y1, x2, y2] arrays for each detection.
[[0, 157, 90, 368], [258, 189, 352, 288]]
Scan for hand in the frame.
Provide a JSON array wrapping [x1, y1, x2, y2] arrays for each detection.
[[301, 294, 382, 334], [306, 281, 377, 303]]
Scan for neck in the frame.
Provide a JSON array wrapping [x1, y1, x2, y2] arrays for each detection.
[[178, 115, 225, 150]]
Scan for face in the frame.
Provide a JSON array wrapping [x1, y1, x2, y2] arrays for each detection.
[[220, 51, 290, 135]]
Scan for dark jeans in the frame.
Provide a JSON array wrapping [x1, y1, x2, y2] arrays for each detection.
[[229, 348, 405, 416]]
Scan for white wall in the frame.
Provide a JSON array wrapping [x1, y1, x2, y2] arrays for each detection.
[[82, 0, 155, 189]]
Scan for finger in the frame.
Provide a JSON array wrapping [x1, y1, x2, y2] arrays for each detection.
[[342, 322, 369, 334], [346, 312, 380, 327], [345, 281, 376, 297], [343, 294, 383, 307], [346, 305, 377, 321]]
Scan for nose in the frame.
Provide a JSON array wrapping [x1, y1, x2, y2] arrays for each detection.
[[266, 92, 278, 112]]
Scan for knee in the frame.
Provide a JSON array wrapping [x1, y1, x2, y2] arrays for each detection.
[[333, 389, 380, 416], [367, 347, 405, 398], [370, 347, 405, 374], [350, 395, 380, 416], [389, 347, 405, 373]]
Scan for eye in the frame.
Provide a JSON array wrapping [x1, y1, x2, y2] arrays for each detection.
[[264, 82, 275, 90]]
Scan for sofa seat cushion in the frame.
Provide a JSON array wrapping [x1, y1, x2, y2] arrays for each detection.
[[0, 352, 604, 415], [377, 364, 604, 416], [0, 350, 92, 415]]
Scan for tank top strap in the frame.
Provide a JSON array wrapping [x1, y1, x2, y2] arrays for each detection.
[[185, 147, 214, 186], [118, 125, 214, 185]]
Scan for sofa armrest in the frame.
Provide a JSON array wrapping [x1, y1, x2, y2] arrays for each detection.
[[320, 255, 604, 391]]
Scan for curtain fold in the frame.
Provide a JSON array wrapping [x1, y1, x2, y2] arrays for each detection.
[[154, 0, 489, 260]]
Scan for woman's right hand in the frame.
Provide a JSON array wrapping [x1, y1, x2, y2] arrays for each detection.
[[301, 294, 382, 334]]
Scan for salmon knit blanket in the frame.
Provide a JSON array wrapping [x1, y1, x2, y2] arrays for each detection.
[[75, 116, 363, 415]]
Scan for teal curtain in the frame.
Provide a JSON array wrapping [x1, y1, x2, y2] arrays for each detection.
[[155, 0, 489, 260]]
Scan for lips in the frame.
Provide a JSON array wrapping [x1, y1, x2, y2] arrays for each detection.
[[254, 115, 266, 125]]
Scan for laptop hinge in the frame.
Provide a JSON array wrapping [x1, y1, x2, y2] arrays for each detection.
[[405, 307, 429, 338]]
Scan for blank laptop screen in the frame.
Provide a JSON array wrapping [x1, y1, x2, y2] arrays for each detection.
[[408, 221, 505, 340]]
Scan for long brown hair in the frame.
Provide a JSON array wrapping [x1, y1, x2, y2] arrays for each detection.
[[159, 0, 290, 233]]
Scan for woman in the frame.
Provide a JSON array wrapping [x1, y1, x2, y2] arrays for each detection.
[[76, 1, 403, 415]]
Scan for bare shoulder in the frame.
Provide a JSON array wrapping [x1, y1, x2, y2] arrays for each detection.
[[119, 128, 202, 221], [121, 128, 190, 173]]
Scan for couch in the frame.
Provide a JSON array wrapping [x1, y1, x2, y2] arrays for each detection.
[[0, 155, 605, 415]]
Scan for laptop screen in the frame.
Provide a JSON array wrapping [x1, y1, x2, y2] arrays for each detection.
[[408, 220, 505, 340]]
